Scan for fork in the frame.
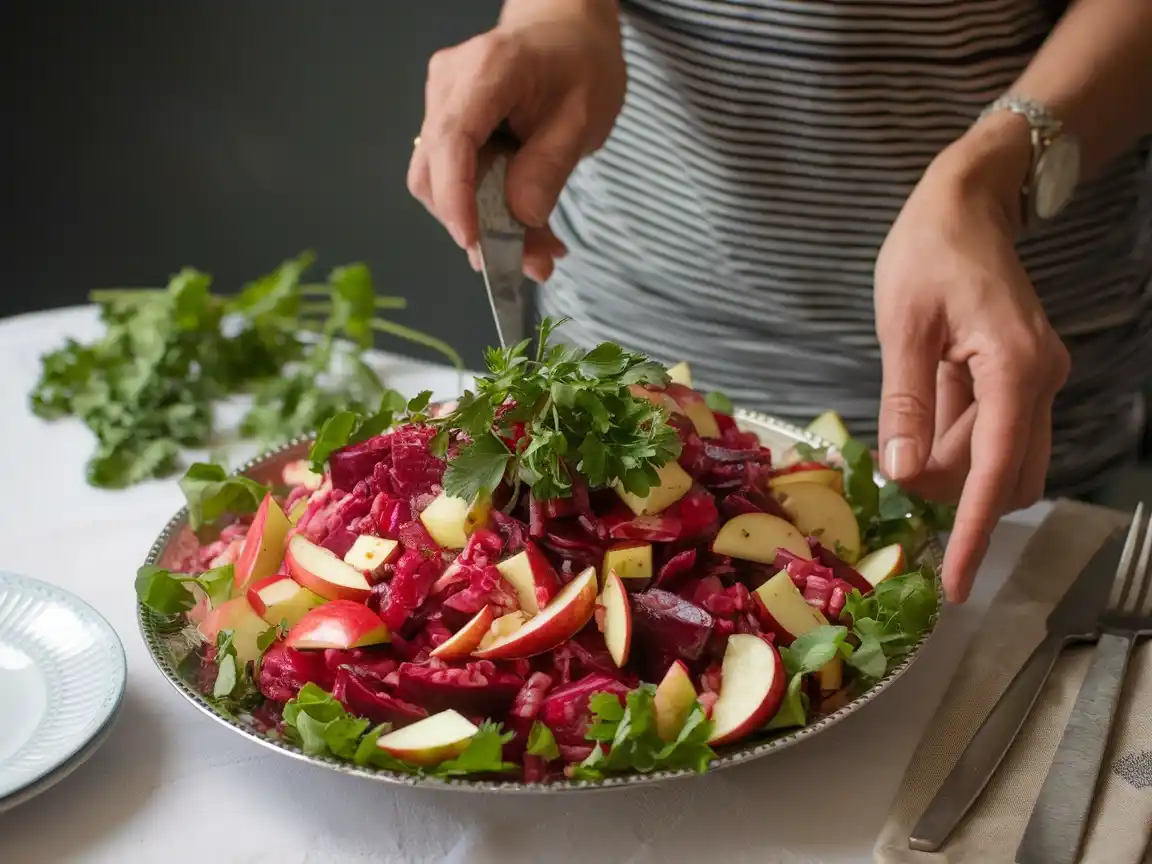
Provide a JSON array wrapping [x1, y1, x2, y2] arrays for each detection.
[[1017, 502, 1152, 864]]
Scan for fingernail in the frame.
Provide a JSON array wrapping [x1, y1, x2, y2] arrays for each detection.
[[884, 436, 920, 480], [467, 246, 481, 272]]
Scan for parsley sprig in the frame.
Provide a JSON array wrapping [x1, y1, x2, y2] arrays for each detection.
[[433, 318, 682, 502], [29, 251, 460, 489]]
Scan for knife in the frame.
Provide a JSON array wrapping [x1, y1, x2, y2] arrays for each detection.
[[475, 123, 530, 350], [908, 527, 1126, 853]]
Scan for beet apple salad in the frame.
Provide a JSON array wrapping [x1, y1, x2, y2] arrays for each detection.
[[137, 320, 952, 783]]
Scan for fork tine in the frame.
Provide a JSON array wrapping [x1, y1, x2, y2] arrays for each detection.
[[1130, 505, 1152, 615], [1109, 502, 1144, 609]]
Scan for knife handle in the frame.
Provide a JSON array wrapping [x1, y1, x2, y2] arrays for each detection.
[[909, 632, 1065, 853], [1016, 632, 1135, 864]]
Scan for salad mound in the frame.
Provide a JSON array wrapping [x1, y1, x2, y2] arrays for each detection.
[[137, 327, 948, 783]]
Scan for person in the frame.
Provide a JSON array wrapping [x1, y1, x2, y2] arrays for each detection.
[[407, 0, 1152, 603]]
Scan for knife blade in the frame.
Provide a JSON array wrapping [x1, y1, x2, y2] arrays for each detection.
[[908, 527, 1126, 853], [475, 124, 529, 350]]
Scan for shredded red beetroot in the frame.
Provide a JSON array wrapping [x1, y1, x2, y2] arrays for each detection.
[[259, 644, 334, 703], [330, 435, 393, 494], [653, 548, 698, 590], [539, 674, 631, 748], [332, 668, 427, 726], [395, 660, 523, 716]]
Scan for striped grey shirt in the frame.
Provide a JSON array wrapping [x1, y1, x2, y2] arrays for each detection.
[[541, 0, 1152, 495]]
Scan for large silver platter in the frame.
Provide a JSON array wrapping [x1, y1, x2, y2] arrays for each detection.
[[138, 410, 944, 793]]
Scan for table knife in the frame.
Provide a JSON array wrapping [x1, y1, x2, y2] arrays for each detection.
[[475, 124, 529, 350], [908, 528, 1126, 853]]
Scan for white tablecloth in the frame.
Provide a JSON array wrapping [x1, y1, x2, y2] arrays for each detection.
[[0, 306, 1049, 864]]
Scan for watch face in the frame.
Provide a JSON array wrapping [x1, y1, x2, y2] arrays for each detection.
[[1034, 135, 1081, 220]]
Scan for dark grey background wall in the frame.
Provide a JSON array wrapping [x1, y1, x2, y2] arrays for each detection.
[[0, 1, 502, 368]]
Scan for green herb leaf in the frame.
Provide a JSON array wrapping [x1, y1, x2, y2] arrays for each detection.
[[765, 673, 809, 731], [845, 631, 887, 679], [704, 390, 734, 415], [844, 569, 939, 681], [195, 564, 235, 609], [780, 625, 848, 676], [430, 722, 518, 777], [840, 438, 879, 533], [282, 683, 372, 760], [526, 722, 560, 761], [213, 653, 238, 698], [442, 432, 513, 501], [179, 463, 268, 532], [133, 564, 197, 615]]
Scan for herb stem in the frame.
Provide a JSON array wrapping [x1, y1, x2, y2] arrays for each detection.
[[369, 319, 464, 369]]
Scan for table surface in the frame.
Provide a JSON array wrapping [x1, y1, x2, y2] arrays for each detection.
[[0, 306, 1050, 864]]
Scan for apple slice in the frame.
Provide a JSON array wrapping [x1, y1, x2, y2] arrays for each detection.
[[286, 534, 373, 602], [666, 383, 722, 439], [615, 460, 693, 517], [477, 611, 530, 652], [805, 410, 850, 448], [375, 709, 478, 766], [282, 459, 324, 491], [602, 542, 653, 588], [818, 657, 843, 692], [495, 542, 560, 615], [628, 383, 683, 415], [753, 570, 830, 644], [666, 361, 693, 387], [472, 568, 598, 660], [855, 543, 906, 589], [654, 659, 697, 741], [769, 468, 844, 496], [599, 571, 633, 667], [418, 491, 492, 550], [343, 535, 399, 577], [285, 599, 390, 649], [233, 494, 292, 593], [713, 512, 812, 564], [430, 605, 495, 660], [287, 498, 309, 525], [707, 634, 786, 746], [198, 596, 268, 667], [247, 575, 325, 627], [773, 482, 862, 564]]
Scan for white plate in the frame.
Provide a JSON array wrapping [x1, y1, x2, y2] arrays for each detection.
[[0, 571, 126, 811]]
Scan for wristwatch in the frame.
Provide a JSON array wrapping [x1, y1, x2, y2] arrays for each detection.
[[978, 94, 1081, 226]]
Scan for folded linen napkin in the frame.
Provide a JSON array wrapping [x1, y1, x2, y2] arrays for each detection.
[[875, 500, 1152, 864]]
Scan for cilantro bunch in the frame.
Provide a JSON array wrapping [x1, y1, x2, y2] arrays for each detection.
[[29, 251, 461, 489], [433, 318, 682, 502]]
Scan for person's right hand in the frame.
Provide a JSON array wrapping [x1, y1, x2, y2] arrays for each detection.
[[407, 3, 626, 282]]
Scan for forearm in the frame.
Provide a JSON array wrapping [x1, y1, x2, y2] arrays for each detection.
[[932, 0, 1152, 232], [500, 0, 619, 28]]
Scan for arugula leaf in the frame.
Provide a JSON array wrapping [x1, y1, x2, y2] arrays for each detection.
[[845, 630, 887, 679], [840, 438, 879, 533], [179, 463, 269, 531], [196, 564, 235, 608], [430, 722, 518, 777], [208, 630, 262, 714], [577, 686, 715, 778], [704, 390, 734, 415], [434, 318, 681, 502], [134, 565, 197, 615], [526, 722, 560, 761], [282, 683, 373, 759], [780, 625, 848, 677], [765, 674, 809, 731], [843, 569, 939, 682], [256, 619, 288, 655]]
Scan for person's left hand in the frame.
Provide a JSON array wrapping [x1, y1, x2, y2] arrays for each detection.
[[873, 115, 1071, 604]]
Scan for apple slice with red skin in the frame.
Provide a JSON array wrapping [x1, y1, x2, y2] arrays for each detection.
[[285, 600, 390, 650], [247, 575, 325, 627], [598, 571, 633, 667], [654, 659, 697, 741], [707, 634, 786, 746], [286, 534, 374, 602], [477, 611, 531, 653], [713, 512, 812, 564], [666, 383, 722, 439], [472, 568, 599, 661], [282, 459, 323, 490], [628, 383, 683, 415], [430, 605, 495, 661], [773, 482, 862, 564], [754, 570, 844, 688], [233, 494, 292, 593], [375, 709, 479, 766], [198, 596, 268, 667], [495, 542, 559, 615], [855, 543, 906, 589]]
